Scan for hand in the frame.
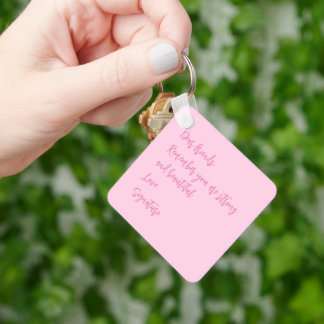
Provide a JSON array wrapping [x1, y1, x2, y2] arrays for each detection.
[[0, 0, 191, 177]]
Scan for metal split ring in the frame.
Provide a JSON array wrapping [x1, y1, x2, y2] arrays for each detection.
[[157, 51, 197, 98]]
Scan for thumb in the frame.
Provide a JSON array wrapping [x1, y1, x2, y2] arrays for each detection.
[[44, 39, 181, 121]]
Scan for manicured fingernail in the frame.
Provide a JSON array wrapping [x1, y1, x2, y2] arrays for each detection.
[[183, 47, 189, 70], [149, 43, 179, 74]]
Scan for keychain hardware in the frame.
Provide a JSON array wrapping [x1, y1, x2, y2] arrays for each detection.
[[139, 52, 196, 141]]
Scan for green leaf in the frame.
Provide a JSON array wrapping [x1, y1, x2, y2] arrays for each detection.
[[146, 311, 167, 324], [264, 233, 303, 279], [130, 271, 159, 302], [289, 277, 324, 323]]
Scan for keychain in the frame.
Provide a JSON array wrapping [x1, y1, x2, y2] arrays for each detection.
[[108, 52, 277, 282], [138, 87, 175, 141], [139, 52, 197, 141]]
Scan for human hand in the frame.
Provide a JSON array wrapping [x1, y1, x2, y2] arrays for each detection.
[[0, 0, 191, 177]]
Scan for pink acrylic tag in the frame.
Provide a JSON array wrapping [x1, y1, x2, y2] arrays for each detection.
[[108, 108, 276, 282]]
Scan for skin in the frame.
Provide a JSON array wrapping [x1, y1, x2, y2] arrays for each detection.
[[0, 0, 191, 177]]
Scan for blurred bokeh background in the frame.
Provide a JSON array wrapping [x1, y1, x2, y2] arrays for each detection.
[[1, 0, 324, 323]]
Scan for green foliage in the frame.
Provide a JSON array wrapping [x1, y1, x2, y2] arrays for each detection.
[[1, 0, 324, 323], [264, 233, 304, 279], [289, 277, 324, 323]]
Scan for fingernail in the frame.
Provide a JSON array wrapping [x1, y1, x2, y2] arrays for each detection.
[[149, 43, 179, 74], [183, 47, 189, 70]]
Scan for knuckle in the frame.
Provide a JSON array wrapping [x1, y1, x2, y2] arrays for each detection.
[[114, 53, 133, 92], [129, 16, 158, 43], [140, 23, 157, 39], [101, 53, 133, 95]]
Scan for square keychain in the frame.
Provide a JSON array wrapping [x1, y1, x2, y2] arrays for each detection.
[[108, 53, 276, 282]]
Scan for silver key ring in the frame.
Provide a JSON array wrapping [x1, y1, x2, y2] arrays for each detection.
[[157, 51, 197, 98]]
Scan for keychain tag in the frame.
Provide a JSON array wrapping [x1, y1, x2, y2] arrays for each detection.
[[108, 107, 276, 282]]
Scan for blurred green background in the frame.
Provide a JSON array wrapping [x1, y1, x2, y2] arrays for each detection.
[[1, 0, 324, 323]]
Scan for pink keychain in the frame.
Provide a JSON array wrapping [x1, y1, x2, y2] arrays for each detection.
[[108, 53, 277, 282]]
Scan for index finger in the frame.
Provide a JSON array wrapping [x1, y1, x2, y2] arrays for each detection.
[[96, 0, 192, 51]]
